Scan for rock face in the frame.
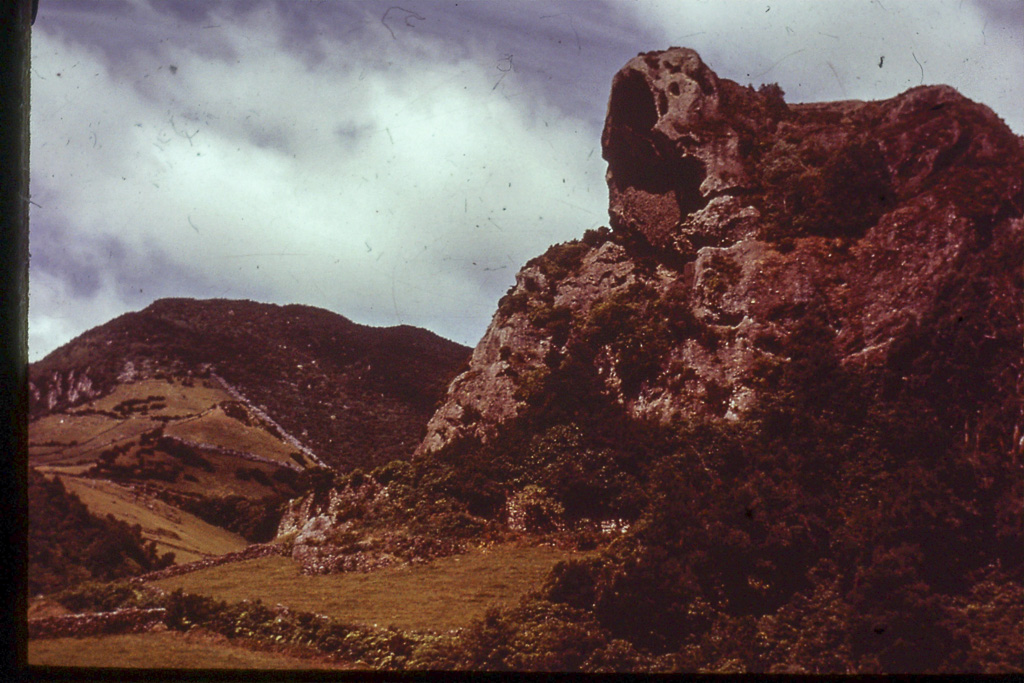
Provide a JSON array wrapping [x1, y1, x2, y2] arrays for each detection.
[[418, 46, 1023, 457], [271, 48, 1022, 673], [30, 368, 100, 413]]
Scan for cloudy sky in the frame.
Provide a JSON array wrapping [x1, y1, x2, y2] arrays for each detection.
[[29, 0, 1023, 361]]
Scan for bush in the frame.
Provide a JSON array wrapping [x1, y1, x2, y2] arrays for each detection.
[[537, 240, 590, 282], [757, 131, 894, 239], [372, 459, 413, 486], [177, 494, 285, 543], [454, 600, 610, 671], [155, 436, 214, 472], [506, 486, 564, 534], [164, 589, 228, 631], [297, 465, 339, 496], [508, 424, 646, 522], [54, 581, 162, 613], [581, 286, 672, 395]]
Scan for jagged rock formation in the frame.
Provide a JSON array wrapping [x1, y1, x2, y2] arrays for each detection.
[[392, 47, 1023, 673], [419, 46, 1023, 458]]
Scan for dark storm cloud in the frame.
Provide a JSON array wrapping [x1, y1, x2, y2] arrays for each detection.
[[971, 0, 1024, 28], [367, 1, 659, 126], [39, 0, 238, 75], [30, 218, 105, 299], [258, 0, 655, 126]]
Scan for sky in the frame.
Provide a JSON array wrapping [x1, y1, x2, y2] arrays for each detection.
[[29, 0, 1023, 361]]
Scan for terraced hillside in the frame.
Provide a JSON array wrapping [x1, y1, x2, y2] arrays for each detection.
[[28, 299, 470, 586], [29, 373, 304, 568], [30, 298, 471, 472]]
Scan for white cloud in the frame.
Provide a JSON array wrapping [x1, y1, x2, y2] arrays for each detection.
[[30, 1, 608, 360], [30, 0, 1021, 362], [623, 0, 1023, 133]]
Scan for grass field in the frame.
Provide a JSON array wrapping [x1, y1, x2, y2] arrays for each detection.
[[29, 376, 305, 569], [59, 476, 249, 563], [29, 413, 153, 465], [77, 377, 230, 416], [163, 406, 299, 466], [29, 376, 298, 468], [28, 630, 354, 670], [152, 544, 592, 632]]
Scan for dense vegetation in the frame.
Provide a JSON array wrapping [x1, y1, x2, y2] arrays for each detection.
[[28, 469, 175, 595], [304, 221, 1022, 672]]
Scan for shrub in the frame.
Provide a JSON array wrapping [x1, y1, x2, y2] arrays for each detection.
[[155, 437, 214, 472], [581, 226, 612, 247], [506, 485, 564, 534], [164, 589, 228, 631], [758, 131, 894, 239], [537, 240, 590, 282], [296, 465, 339, 495], [177, 494, 285, 543], [54, 581, 162, 613], [527, 304, 573, 346], [367, 463, 407, 491], [454, 600, 610, 671], [581, 287, 672, 395]]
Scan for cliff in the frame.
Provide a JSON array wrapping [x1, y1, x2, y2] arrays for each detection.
[[418, 47, 1022, 460], [374, 48, 1024, 672]]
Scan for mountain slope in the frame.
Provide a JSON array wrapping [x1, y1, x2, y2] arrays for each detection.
[[28, 298, 470, 584], [28, 468, 176, 595], [30, 298, 470, 472]]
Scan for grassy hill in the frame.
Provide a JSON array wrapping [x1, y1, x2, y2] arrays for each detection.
[[30, 298, 471, 472], [28, 299, 470, 594], [29, 372, 306, 571]]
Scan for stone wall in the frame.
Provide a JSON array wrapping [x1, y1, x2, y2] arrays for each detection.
[[132, 542, 286, 583], [29, 608, 167, 639]]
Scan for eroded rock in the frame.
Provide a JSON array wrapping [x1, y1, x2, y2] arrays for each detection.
[[418, 47, 1023, 457]]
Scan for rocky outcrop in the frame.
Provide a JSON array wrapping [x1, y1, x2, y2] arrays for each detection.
[[276, 479, 465, 574], [29, 368, 101, 413], [418, 46, 1023, 456]]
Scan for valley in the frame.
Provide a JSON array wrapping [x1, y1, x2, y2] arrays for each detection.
[[30, 373, 309, 565]]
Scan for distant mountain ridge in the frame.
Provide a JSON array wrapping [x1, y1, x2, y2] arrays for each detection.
[[30, 298, 470, 471]]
